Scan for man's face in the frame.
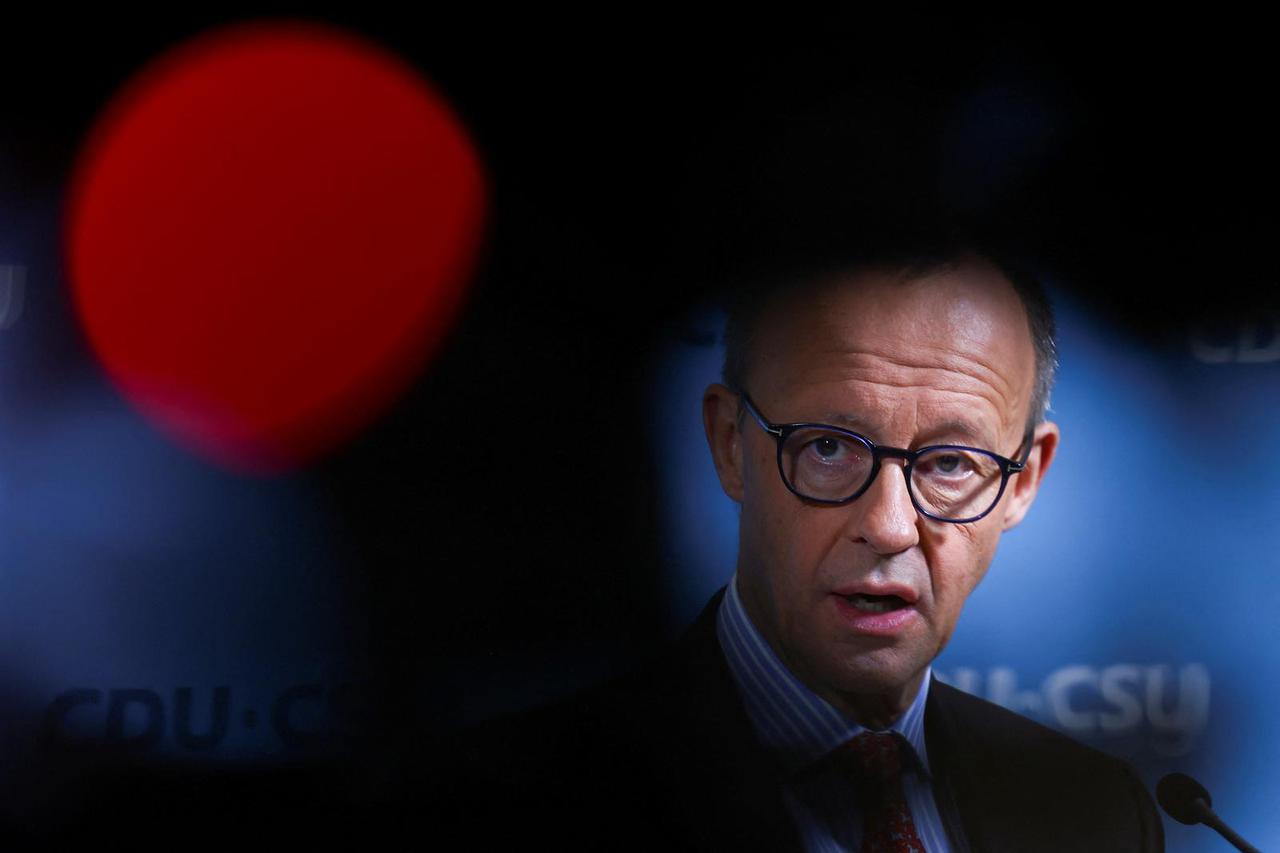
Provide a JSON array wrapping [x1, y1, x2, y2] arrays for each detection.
[[704, 259, 1058, 721]]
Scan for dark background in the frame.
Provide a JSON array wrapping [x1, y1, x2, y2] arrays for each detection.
[[0, 10, 1275, 845]]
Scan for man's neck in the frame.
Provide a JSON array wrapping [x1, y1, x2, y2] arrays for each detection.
[[817, 667, 927, 730], [717, 576, 937, 774]]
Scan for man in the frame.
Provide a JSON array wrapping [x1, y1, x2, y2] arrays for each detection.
[[695, 244, 1165, 851], [441, 240, 1164, 851]]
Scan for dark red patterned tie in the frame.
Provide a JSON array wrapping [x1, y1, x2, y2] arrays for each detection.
[[841, 731, 927, 853]]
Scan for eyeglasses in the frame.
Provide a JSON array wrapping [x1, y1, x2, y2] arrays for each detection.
[[736, 390, 1034, 524]]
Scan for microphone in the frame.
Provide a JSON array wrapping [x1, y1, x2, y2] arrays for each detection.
[[1156, 772, 1261, 853]]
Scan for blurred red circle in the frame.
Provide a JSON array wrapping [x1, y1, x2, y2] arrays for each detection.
[[66, 20, 487, 472]]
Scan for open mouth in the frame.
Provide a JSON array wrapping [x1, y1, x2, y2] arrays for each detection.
[[843, 593, 910, 613]]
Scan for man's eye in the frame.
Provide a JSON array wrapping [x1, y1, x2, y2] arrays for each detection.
[[936, 454, 962, 472], [802, 435, 863, 464], [813, 437, 843, 458], [920, 452, 973, 477]]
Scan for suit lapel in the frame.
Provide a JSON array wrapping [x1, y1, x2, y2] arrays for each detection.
[[633, 586, 805, 851], [927, 677, 1070, 852], [925, 675, 977, 853]]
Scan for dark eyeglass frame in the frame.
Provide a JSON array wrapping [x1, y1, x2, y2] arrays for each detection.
[[736, 390, 1035, 524]]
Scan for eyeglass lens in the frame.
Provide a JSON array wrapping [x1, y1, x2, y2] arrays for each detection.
[[779, 427, 1006, 520]]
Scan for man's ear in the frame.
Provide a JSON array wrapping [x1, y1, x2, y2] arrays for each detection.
[[1001, 420, 1060, 531], [703, 383, 746, 503]]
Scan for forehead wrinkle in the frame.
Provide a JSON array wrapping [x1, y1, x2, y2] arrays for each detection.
[[840, 339, 1019, 397], [802, 275, 1033, 405], [829, 344, 1027, 427], [832, 376, 1005, 430], [824, 352, 1019, 411]]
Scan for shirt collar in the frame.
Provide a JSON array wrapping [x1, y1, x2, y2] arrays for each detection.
[[715, 571, 934, 777]]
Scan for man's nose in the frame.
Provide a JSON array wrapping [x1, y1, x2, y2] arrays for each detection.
[[844, 458, 920, 554]]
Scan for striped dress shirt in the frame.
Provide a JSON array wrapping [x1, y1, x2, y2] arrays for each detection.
[[715, 572, 954, 853]]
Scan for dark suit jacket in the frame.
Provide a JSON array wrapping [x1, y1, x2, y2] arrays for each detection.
[[439, 587, 1164, 851]]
